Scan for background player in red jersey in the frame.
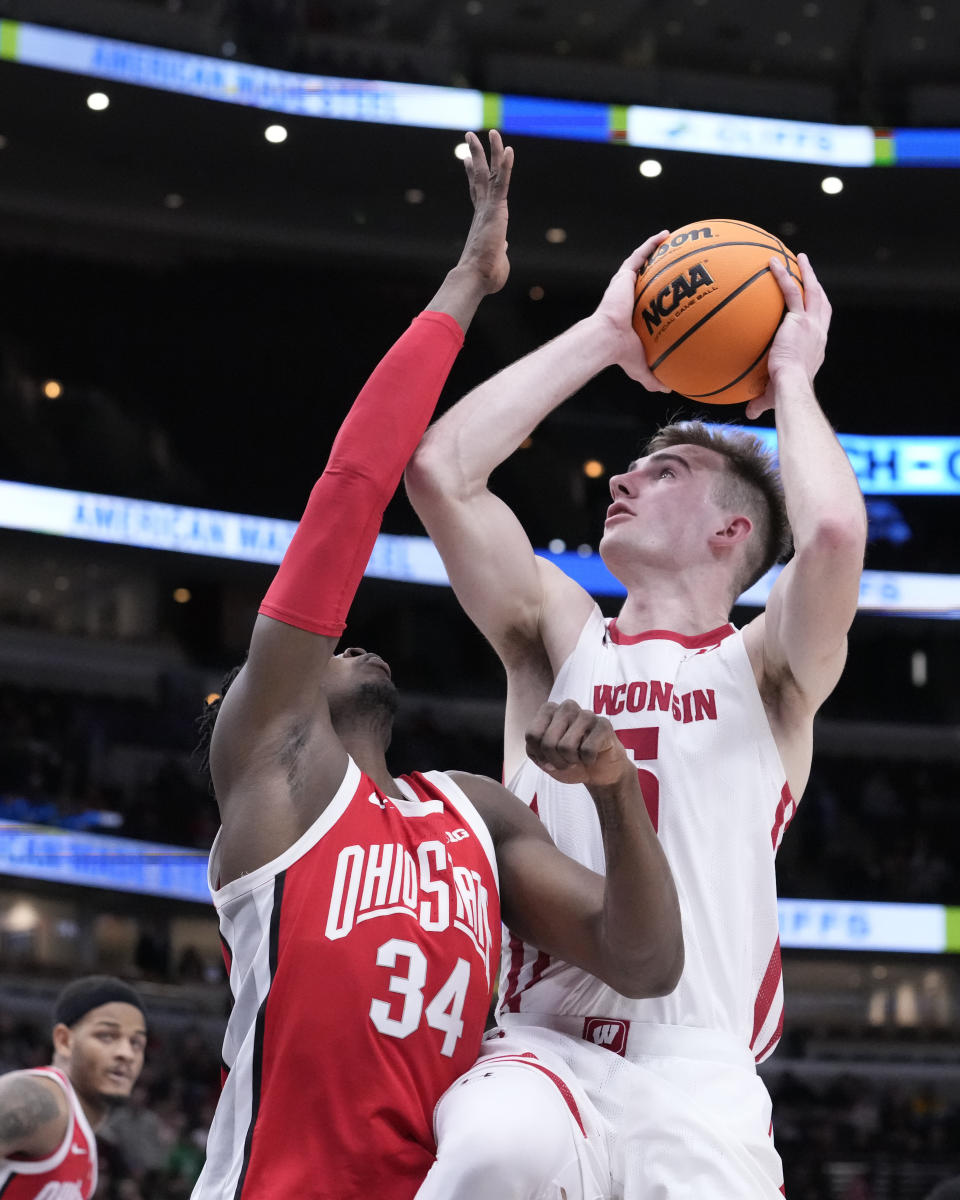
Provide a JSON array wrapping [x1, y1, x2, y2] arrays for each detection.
[[0, 975, 147, 1200], [189, 133, 682, 1200], [405, 237, 867, 1197]]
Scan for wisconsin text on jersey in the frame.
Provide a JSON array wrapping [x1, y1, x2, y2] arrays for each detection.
[[325, 805, 496, 985], [593, 679, 718, 724]]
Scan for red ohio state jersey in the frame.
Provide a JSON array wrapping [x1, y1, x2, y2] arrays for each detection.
[[193, 757, 501, 1200], [0, 1067, 98, 1200]]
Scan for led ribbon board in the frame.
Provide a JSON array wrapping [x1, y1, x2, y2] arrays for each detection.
[[733, 428, 960, 496], [777, 898, 960, 954], [2, 820, 958, 948], [1, 477, 960, 616], [2, 20, 959, 166], [0, 819, 209, 904]]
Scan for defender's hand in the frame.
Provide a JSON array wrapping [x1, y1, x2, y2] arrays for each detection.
[[526, 700, 633, 788], [746, 252, 830, 419], [594, 233, 672, 393], [457, 129, 513, 295]]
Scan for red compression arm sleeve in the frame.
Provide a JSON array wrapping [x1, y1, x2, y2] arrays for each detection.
[[258, 310, 464, 637]]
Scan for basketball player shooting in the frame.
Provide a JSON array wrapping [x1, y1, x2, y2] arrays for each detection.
[[0, 976, 147, 1200], [406, 235, 867, 1197], [190, 137, 682, 1200]]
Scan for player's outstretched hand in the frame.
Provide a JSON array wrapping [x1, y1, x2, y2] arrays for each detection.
[[526, 700, 634, 788], [745, 252, 831, 419], [593, 232, 672, 393], [457, 129, 513, 295]]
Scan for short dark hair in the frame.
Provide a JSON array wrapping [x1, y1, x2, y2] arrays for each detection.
[[54, 976, 145, 1029], [194, 664, 243, 794], [643, 420, 792, 597]]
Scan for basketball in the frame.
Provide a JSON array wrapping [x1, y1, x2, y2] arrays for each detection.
[[632, 218, 802, 406]]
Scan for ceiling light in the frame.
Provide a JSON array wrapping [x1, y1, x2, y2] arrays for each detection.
[[265, 124, 288, 144], [548, 539, 567, 553], [545, 227, 567, 244], [639, 159, 662, 178], [43, 379, 63, 399], [173, 587, 192, 604], [405, 188, 425, 204], [454, 141, 471, 161], [529, 285, 545, 300], [87, 92, 110, 111], [164, 193, 184, 209], [821, 176, 843, 194], [583, 460, 605, 479]]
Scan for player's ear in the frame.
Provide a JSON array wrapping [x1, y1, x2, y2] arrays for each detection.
[[52, 1023, 73, 1057], [710, 515, 752, 545]]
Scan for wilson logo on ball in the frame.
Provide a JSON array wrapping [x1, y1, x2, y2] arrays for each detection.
[[647, 224, 715, 266], [638, 263, 716, 335]]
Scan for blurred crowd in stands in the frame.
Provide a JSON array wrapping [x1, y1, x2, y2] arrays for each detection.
[[1, 679, 957, 905]]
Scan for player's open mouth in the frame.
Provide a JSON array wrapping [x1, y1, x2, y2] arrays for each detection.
[[605, 503, 634, 523]]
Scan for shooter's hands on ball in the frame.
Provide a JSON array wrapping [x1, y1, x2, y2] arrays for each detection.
[[456, 129, 513, 295], [745, 252, 831, 419], [526, 700, 635, 790], [594, 231, 672, 393]]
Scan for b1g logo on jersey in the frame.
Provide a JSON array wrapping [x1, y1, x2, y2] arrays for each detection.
[[582, 1017, 630, 1057], [325, 840, 495, 982]]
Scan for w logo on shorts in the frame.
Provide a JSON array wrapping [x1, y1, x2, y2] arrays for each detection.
[[583, 1017, 630, 1056]]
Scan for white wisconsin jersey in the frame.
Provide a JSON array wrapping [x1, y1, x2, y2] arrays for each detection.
[[499, 607, 797, 1064]]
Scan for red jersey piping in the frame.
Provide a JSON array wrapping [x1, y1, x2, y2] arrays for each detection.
[[606, 621, 735, 648]]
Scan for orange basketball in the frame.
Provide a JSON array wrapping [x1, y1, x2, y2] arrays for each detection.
[[632, 218, 802, 406]]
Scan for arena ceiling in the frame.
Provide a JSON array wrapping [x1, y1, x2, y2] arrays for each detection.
[[0, 0, 957, 302]]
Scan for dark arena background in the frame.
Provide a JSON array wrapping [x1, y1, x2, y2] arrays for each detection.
[[1, 2, 960, 1197]]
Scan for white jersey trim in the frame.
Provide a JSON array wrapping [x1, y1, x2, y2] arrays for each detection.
[[412, 771, 500, 893], [208, 757, 362, 906], [0, 1067, 95, 1183]]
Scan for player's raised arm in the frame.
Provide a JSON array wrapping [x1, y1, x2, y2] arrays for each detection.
[[742, 254, 867, 728], [0, 1070, 69, 1159], [456, 701, 683, 998], [406, 235, 671, 765], [206, 132, 513, 872]]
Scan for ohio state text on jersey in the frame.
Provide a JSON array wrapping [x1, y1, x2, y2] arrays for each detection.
[[193, 758, 501, 1200], [501, 609, 791, 1064], [0, 1067, 98, 1200]]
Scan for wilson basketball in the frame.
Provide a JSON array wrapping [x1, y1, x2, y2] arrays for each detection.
[[632, 218, 801, 406]]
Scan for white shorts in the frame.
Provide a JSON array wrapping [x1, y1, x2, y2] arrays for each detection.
[[418, 1034, 608, 1200], [474, 1015, 786, 1200]]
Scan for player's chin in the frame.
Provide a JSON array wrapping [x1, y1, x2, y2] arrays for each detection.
[[97, 1074, 135, 1101]]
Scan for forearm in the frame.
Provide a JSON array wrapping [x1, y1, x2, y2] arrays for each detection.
[[424, 264, 491, 335], [416, 312, 622, 492], [260, 312, 464, 635], [590, 773, 683, 997], [773, 370, 866, 552]]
